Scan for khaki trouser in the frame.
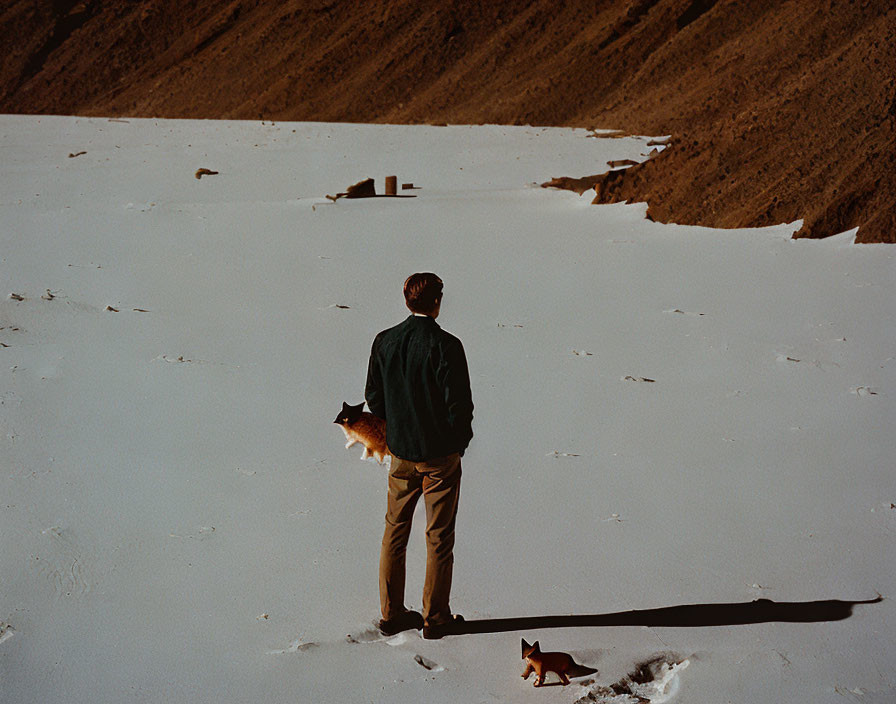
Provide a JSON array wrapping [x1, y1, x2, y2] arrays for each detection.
[[379, 452, 461, 627]]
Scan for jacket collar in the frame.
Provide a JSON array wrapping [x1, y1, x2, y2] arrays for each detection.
[[407, 313, 439, 326]]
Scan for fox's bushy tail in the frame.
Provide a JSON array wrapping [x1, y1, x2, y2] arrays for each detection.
[[569, 663, 598, 678]]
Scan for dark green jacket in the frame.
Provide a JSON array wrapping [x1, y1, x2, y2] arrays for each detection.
[[366, 315, 473, 462]]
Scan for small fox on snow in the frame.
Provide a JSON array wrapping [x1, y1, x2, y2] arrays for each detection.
[[334, 401, 390, 464], [521, 638, 597, 687]]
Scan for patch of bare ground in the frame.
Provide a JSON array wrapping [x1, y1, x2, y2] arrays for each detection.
[[0, 0, 892, 242]]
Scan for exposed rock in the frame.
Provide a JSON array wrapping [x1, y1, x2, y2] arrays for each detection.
[[344, 178, 376, 199]]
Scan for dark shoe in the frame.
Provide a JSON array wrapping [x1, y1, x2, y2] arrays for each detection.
[[422, 614, 465, 640], [378, 610, 424, 637]]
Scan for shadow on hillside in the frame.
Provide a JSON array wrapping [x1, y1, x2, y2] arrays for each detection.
[[459, 596, 883, 635]]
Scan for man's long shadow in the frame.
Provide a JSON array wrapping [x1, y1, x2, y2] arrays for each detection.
[[458, 596, 882, 635]]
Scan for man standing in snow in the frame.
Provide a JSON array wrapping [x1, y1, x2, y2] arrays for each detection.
[[365, 272, 473, 640]]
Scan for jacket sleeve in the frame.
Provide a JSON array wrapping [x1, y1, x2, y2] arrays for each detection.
[[365, 337, 386, 419], [437, 337, 474, 452]]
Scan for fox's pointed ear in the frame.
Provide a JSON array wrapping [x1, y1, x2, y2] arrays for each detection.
[[533, 640, 540, 652], [521, 638, 530, 657], [339, 402, 365, 424]]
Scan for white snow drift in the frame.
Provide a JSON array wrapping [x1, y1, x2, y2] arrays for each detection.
[[1, 116, 894, 704]]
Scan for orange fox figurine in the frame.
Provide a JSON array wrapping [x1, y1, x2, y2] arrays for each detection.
[[521, 639, 597, 687], [334, 401, 390, 464]]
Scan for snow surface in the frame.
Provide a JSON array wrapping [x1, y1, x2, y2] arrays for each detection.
[[1, 116, 894, 704]]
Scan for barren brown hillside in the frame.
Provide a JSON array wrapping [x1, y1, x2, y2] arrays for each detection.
[[2, 0, 893, 242]]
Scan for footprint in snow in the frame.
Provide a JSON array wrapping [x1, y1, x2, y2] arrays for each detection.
[[414, 654, 443, 671], [776, 353, 840, 370], [267, 638, 317, 655], [346, 626, 388, 644], [776, 354, 801, 363], [346, 625, 414, 645], [664, 308, 705, 317], [0, 622, 15, 645], [155, 355, 195, 363], [154, 354, 226, 366], [575, 655, 690, 704], [851, 386, 878, 397], [168, 526, 216, 540], [33, 526, 94, 599], [125, 202, 155, 212]]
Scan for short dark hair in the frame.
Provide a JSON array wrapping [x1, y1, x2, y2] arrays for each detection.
[[403, 272, 443, 314]]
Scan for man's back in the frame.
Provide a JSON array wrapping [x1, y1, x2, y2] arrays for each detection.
[[370, 273, 470, 639], [366, 315, 473, 462]]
